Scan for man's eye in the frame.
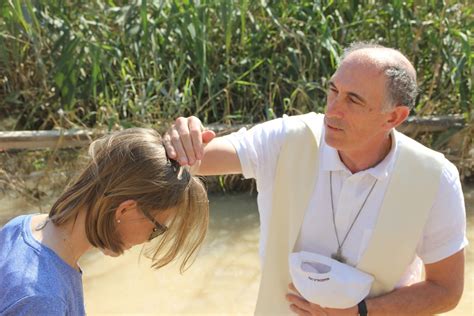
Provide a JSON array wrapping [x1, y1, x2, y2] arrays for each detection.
[[349, 97, 360, 104]]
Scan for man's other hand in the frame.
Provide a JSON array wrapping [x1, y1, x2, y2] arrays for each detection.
[[287, 283, 358, 316]]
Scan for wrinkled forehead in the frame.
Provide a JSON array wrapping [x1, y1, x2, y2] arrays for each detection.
[[333, 53, 389, 84], [330, 59, 387, 104]]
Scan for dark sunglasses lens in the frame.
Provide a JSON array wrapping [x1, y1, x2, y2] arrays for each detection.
[[148, 227, 167, 241]]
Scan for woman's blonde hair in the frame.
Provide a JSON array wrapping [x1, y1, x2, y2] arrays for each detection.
[[48, 128, 209, 272]]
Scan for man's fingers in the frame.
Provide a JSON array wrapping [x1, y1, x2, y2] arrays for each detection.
[[289, 304, 311, 316], [169, 127, 188, 165], [286, 293, 310, 309], [287, 291, 327, 316], [175, 117, 196, 165], [202, 130, 216, 144], [165, 116, 210, 165], [289, 283, 302, 296], [163, 129, 176, 159], [188, 116, 204, 160]]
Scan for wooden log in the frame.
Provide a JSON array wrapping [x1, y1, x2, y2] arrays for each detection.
[[399, 115, 466, 134], [0, 115, 466, 151], [0, 130, 101, 150]]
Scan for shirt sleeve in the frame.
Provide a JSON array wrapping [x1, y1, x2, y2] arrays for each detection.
[[2, 295, 68, 316], [416, 160, 468, 264], [223, 118, 287, 191]]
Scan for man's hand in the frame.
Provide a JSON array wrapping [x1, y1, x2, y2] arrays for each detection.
[[163, 116, 216, 166], [286, 283, 358, 316]]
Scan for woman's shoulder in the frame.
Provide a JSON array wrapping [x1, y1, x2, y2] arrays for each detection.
[[0, 244, 83, 315], [1, 214, 31, 231], [0, 294, 68, 315], [0, 214, 80, 293]]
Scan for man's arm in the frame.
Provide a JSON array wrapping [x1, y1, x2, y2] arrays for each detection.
[[193, 137, 242, 175], [366, 249, 464, 315], [286, 249, 465, 316], [163, 116, 242, 175]]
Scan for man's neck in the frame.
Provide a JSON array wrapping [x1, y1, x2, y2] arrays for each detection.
[[339, 134, 392, 174]]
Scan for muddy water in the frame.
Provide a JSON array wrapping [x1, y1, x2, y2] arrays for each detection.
[[1, 189, 473, 315], [81, 193, 261, 315]]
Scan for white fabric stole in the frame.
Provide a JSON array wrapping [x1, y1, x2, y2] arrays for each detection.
[[255, 113, 323, 315], [357, 132, 444, 297]]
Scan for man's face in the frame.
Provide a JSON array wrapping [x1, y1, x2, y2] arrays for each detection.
[[324, 57, 392, 153]]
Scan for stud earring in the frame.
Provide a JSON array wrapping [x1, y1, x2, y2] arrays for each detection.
[[116, 219, 121, 223]]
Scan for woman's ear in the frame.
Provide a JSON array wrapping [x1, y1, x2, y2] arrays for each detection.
[[115, 200, 137, 222]]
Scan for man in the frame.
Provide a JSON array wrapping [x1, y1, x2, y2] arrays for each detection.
[[163, 43, 467, 315]]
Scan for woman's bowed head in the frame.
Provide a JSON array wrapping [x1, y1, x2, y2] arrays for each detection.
[[0, 128, 208, 314], [37, 128, 209, 272]]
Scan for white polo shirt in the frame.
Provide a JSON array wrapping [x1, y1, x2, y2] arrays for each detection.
[[224, 114, 467, 287]]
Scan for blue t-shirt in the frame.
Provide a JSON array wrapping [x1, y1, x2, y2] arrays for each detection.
[[0, 215, 85, 315]]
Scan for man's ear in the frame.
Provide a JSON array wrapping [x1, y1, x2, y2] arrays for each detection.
[[115, 200, 137, 221], [385, 105, 410, 129]]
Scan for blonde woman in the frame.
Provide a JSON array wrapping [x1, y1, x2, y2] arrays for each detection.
[[0, 128, 209, 315]]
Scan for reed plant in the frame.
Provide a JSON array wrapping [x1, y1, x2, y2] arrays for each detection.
[[0, 0, 472, 189], [0, 0, 471, 129]]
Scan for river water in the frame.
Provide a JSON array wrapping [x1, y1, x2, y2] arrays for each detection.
[[1, 189, 472, 315]]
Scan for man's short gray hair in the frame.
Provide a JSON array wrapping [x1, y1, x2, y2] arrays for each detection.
[[383, 66, 418, 110], [342, 42, 418, 110]]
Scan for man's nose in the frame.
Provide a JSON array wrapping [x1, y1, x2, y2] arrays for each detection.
[[325, 96, 344, 119]]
